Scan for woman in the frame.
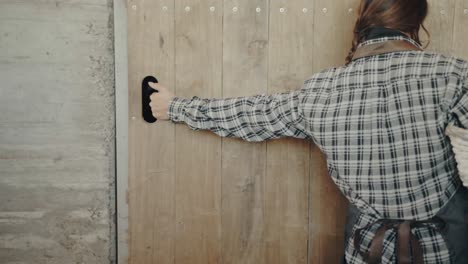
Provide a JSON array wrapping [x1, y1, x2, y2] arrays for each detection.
[[148, 0, 468, 263]]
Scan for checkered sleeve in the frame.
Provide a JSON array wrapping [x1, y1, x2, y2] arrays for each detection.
[[449, 69, 468, 129], [166, 85, 312, 142]]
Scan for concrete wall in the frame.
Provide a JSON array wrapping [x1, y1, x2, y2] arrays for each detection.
[[0, 0, 115, 263]]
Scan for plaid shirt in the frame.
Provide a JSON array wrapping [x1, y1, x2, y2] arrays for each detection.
[[167, 35, 468, 263]]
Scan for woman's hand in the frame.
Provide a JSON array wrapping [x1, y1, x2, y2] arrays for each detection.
[[149, 82, 175, 120]]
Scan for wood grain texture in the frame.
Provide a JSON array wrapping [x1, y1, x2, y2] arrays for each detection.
[[452, 0, 468, 59], [174, 1, 223, 263], [127, 0, 176, 263], [265, 1, 314, 263], [424, 0, 456, 53], [125, 1, 468, 264], [221, 1, 269, 263], [308, 1, 358, 263]]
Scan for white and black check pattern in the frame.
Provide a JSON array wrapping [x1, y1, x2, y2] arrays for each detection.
[[167, 35, 468, 263]]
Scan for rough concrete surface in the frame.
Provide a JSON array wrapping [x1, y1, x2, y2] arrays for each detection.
[[0, 0, 115, 263]]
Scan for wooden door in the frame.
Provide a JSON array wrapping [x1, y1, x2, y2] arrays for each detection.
[[124, 0, 465, 263]]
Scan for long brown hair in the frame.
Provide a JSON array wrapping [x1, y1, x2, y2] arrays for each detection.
[[345, 0, 430, 64]]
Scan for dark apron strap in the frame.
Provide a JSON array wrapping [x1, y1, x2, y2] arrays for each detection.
[[344, 187, 468, 264], [353, 217, 444, 264]]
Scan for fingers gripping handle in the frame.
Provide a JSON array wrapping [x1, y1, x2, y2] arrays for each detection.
[[142, 75, 158, 123]]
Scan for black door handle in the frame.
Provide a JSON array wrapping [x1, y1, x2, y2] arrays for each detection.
[[142, 75, 158, 123]]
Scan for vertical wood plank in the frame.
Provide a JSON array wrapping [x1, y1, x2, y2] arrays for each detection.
[[265, 1, 314, 263], [124, 1, 468, 264], [312, 0, 359, 70], [452, 0, 468, 59], [174, 1, 223, 263], [127, 0, 176, 263], [115, 0, 129, 261], [221, 1, 269, 263], [424, 0, 456, 53], [309, 1, 358, 263]]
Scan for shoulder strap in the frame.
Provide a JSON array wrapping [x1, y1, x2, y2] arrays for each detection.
[[352, 40, 423, 61]]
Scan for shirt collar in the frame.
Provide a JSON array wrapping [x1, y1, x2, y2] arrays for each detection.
[[357, 35, 423, 50]]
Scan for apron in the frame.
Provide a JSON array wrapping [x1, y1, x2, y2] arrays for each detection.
[[339, 39, 468, 263], [342, 186, 468, 264]]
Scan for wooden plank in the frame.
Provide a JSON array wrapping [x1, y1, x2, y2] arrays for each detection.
[[424, 0, 456, 53], [309, 1, 358, 263], [312, 0, 360, 69], [452, 0, 468, 59], [127, 0, 176, 263], [174, 1, 223, 263], [265, 1, 314, 263], [114, 0, 129, 262], [123, 1, 468, 264], [221, 1, 269, 263]]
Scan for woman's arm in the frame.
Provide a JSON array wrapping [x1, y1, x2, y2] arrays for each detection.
[[160, 85, 312, 142], [448, 69, 468, 129], [446, 124, 468, 187]]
